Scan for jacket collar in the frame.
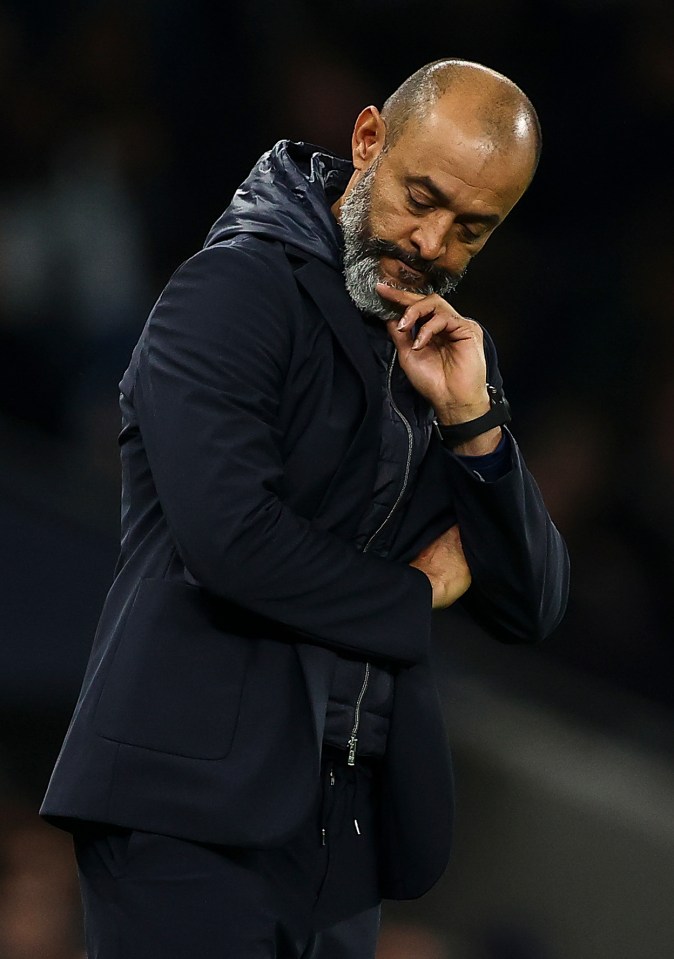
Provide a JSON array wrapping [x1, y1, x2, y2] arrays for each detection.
[[290, 247, 381, 413], [289, 248, 383, 532]]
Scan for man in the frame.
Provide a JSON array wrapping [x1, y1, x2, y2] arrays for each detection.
[[42, 59, 569, 958]]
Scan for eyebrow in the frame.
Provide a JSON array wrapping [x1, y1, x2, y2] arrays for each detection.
[[408, 175, 501, 227]]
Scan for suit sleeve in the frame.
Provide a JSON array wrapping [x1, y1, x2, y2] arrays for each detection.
[[130, 243, 432, 665], [443, 327, 570, 642]]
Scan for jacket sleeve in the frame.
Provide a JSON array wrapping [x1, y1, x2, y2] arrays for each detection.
[[443, 327, 570, 643], [130, 243, 432, 666]]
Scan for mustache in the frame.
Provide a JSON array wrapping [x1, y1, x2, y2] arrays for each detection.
[[364, 237, 463, 290]]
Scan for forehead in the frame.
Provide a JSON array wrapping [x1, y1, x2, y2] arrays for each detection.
[[384, 103, 534, 215]]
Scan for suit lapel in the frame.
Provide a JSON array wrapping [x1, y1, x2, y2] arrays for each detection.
[[294, 257, 381, 411], [293, 256, 382, 532]]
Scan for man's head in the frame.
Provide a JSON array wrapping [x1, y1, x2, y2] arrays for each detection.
[[335, 59, 541, 321]]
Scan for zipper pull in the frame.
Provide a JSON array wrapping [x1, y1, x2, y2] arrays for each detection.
[[347, 736, 357, 767], [329, 767, 335, 787]]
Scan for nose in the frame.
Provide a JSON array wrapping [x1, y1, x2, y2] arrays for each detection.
[[410, 216, 450, 262]]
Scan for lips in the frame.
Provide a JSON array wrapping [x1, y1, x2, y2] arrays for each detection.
[[395, 259, 429, 288], [396, 258, 424, 278]]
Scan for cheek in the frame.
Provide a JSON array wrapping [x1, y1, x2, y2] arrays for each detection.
[[438, 239, 475, 277], [369, 193, 413, 241], [368, 172, 412, 239], [460, 234, 491, 262]]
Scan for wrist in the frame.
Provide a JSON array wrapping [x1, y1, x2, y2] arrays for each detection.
[[434, 385, 511, 450], [451, 426, 503, 456], [434, 391, 490, 426]]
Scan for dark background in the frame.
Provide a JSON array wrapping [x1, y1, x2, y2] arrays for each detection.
[[1, 2, 673, 957]]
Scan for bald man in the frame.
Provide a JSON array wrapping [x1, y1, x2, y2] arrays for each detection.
[[42, 60, 568, 959]]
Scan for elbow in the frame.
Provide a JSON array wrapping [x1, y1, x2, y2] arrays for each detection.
[[505, 547, 571, 644], [465, 548, 570, 646], [483, 596, 568, 645], [512, 598, 567, 644]]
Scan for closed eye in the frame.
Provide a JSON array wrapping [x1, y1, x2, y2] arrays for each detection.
[[407, 190, 435, 212], [459, 224, 487, 243]]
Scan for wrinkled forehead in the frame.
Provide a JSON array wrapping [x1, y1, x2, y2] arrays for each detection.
[[386, 100, 537, 204]]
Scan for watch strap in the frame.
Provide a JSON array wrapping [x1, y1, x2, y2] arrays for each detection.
[[434, 385, 511, 448]]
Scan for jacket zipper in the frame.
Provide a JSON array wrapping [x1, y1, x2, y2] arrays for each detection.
[[347, 350, 412, 766], [347, 661, 370, 766], [361, 348, 414, 554]]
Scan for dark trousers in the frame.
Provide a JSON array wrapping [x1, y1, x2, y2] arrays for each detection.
[[74, 751, 381, 958]]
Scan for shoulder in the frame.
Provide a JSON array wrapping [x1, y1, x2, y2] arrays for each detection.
[[174, 236, 299, 302], [146, 237, 302, 346]]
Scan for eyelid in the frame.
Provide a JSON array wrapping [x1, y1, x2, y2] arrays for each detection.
[[460, 225, 486, 242], [407, 189, 434, 210]]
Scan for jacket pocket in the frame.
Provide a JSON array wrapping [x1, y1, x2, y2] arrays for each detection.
[[94, 578, 250, 760]]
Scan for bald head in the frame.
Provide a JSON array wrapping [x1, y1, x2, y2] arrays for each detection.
[[381, 59, 541, 178]]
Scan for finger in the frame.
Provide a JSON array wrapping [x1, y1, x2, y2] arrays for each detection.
[[410, 315, 453, 350], [376, 282, 465, 332], [388, 314, 453, 354], [397, 295, 464, 333], [385, 317, 415, 351], [375, 281, 426, 305], [416, 315, 485, 352], [388, 311, 472, 353], [411, 314, 469, 350]]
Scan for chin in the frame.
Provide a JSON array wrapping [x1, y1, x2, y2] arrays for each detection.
[[344, 251, 406, 321]]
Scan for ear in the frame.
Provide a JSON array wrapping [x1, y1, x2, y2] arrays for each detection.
[[351, 106, 386, 171]]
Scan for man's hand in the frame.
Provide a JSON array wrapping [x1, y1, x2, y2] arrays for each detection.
[[378, 283, 488, 421], [410, 524, 472, 610], [378, 283, 502, 455]]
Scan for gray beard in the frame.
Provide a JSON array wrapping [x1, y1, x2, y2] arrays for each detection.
[[339, 160, 461, 322]]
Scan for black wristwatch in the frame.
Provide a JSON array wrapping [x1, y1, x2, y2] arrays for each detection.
[[433, 384, 511, 449]]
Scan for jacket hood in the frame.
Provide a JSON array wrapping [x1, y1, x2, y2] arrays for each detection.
[[204, 140, 353, 270]]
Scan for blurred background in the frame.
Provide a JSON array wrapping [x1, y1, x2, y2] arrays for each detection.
[[0, 0, 673, 956]]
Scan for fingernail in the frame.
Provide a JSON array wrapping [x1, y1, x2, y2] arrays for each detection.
[[413, 337, 422, 349], [397, 318, 406, 331]]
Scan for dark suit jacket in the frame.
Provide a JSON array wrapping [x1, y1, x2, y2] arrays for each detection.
[[41, 236, 569, 899]]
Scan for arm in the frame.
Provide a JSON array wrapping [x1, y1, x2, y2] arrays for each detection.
[[441, 427, 569, 642], [131, 244, 436, 665], [380, 283, 569, 642], [444, 328, 568, 641]]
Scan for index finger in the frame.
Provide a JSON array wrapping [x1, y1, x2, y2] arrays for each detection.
[[376, 281, 426, 305]]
